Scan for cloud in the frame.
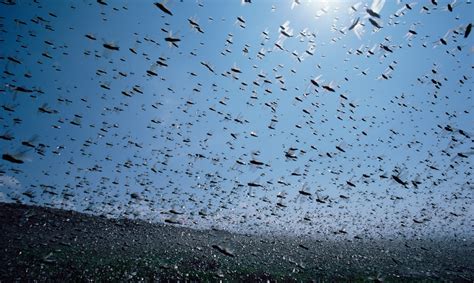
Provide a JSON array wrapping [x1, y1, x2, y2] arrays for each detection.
[[50, 196, 77, 211], [0, 175, 21, 189]]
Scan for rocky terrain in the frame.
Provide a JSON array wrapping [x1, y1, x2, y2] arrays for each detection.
[[0, 202, 472, 281]]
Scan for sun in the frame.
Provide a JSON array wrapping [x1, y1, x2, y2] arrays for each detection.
[[292, 0, 331, 10], [308, 0, 331, 7]]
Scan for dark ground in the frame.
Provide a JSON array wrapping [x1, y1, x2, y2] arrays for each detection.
[[0, 202, 472, 282]]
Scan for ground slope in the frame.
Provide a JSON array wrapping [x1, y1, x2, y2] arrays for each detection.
[[0, 202, 472, 281]]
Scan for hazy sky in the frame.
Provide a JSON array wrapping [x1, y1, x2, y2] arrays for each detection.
[[0, 0, 473, 239]]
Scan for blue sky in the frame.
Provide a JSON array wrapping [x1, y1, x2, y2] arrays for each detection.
[[0, 0, 473, 238]]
